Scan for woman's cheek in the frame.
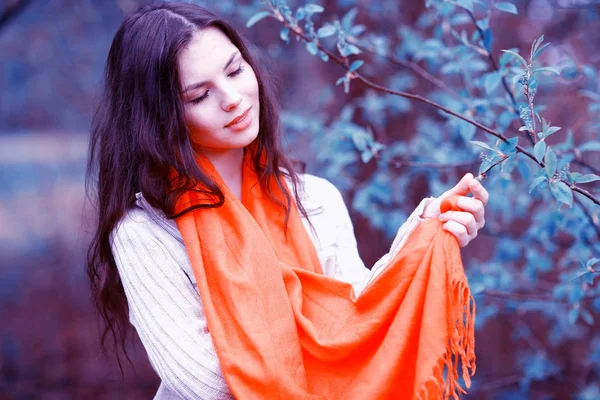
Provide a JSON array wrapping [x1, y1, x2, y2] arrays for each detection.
[[244, 68, 260, 96], [186, 110, 212, 137]]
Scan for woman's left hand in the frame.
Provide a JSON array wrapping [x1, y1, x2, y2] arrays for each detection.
[[420, 173, 489, 248]]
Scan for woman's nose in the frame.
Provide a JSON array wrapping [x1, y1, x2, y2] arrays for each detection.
[[221, 87, 242, 111]]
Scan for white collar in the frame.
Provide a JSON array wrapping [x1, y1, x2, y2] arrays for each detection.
[[134, 192, 184, 242]]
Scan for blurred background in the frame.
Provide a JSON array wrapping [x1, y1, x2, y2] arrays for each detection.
[[1, 0, 599, 398]]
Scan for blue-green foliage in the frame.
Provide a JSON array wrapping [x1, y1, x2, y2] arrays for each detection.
[[245, 0, 600, 396]]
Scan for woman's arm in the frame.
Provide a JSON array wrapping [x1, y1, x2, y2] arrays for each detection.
[[110, 209, 234, 400], [301, 175, 434, 297], [318, 174, 487, 296]]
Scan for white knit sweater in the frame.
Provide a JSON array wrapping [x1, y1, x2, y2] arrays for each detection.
[[110, 173, 435, 399]]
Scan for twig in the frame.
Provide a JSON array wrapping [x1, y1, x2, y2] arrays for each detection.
[[478, 154, 508, 180], [574, 196, 600, 238], [571, 148, 600, 175], [464, 9, 535, 147], [390, 159, 480, 169], [465, 10, 517, 112], [347, 38, 470, 107], [481, 290, 597, 304], [571, 185, 598, 206], [573, 158, 600, 176], [554, 149, 600, 176], [475, 374, 521, 392]]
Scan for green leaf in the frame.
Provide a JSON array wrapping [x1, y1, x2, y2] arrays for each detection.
[[502, 49, 528, 68], [351, 131, 369, 151], [534, 140, 547, 163], [483, 72, 502, 94], [350, 24, 366, 37], [545, 126, 561, 137], [531, 35, 545, 61], [532, 42, 551, 61], [579, 140, 600, 152], [499, 137, 519, 153], [572, 173, 600, 184], [512, 73, 524, 87], [549, 181, 573, 207], [317, 24, 337, 38], [346, 44, 361, 55], [482, 29, 493, 50], [335, 76, 346, 86], [306, 41, 319, 56], [246, 11, 273, 28], [280, 27, 290, 43], [361, 150, 374, 163], [458, 119, 476, 141], [304, 4, 325, 14], [544, 147, 557, 177], [529, 76, 539, 90], [494, 2, 518, 14], [531, 67, 560, 76], [470, 140, 495, 152], [349, 60, 364, 72], [529, 176, 547, 193], [568, 308, 579, 325], [586, 257, 600, 269], [569, 269, 591, 282], [456, 0, 474, 12], [341, 8, 358, 31], [580, 89, 600, 101], [479, 156, 495, 175], [580, 310, 594, 325], [295, 7, 306, 21], [569, 172, 581, 183]]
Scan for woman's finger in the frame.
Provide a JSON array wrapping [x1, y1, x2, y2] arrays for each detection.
[[469, 179, 489, 206], [455, 196, 485, 228], [439, 210, 478, 237], [443, 173, 474, 198], [441, 220, 470, 247]]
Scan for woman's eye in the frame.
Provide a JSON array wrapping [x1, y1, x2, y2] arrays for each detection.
[[190, 66, 245, 105], [191, 92, 209, 104], [228, 66, 244, 78]]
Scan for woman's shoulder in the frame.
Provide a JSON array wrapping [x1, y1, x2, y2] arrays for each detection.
[[292, 172, 345, 208], [110, 193, 183, 244], [115, 173, 346, 240]]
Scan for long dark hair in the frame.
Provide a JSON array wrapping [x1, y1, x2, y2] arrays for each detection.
[[85, 1, 307, 374]]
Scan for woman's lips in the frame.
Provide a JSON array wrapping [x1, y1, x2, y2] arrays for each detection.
[[225, 107, 252, 131], [225, 107, 251, 128]]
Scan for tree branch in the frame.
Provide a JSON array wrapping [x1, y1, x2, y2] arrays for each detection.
[[347, 38, 470, 107], [390, 159, 480, 169], [277, 17, 600, 206]]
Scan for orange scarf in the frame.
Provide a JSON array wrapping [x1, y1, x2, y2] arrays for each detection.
[[172, 150, 476, 399]]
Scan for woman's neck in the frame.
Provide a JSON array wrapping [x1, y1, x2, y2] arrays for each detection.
[[197, 147, 244, 200]]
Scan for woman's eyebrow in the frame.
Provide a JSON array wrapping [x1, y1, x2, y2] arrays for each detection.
[[183, 51, 239, 93]]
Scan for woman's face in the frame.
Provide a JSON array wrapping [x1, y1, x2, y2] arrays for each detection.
[[178, 27, 260, 156]]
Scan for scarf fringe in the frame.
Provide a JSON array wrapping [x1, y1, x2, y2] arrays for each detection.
[[417, 274, 476, 400]]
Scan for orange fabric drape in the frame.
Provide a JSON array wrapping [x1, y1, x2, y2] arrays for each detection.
[[172, 151, 476, 399]]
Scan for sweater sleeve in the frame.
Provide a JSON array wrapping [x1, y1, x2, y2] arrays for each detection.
[[318, 179, 436, 297], [110, 209, 234, 400]]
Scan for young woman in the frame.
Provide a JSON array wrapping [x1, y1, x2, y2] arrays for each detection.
[[86, 2, 489, 399]]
